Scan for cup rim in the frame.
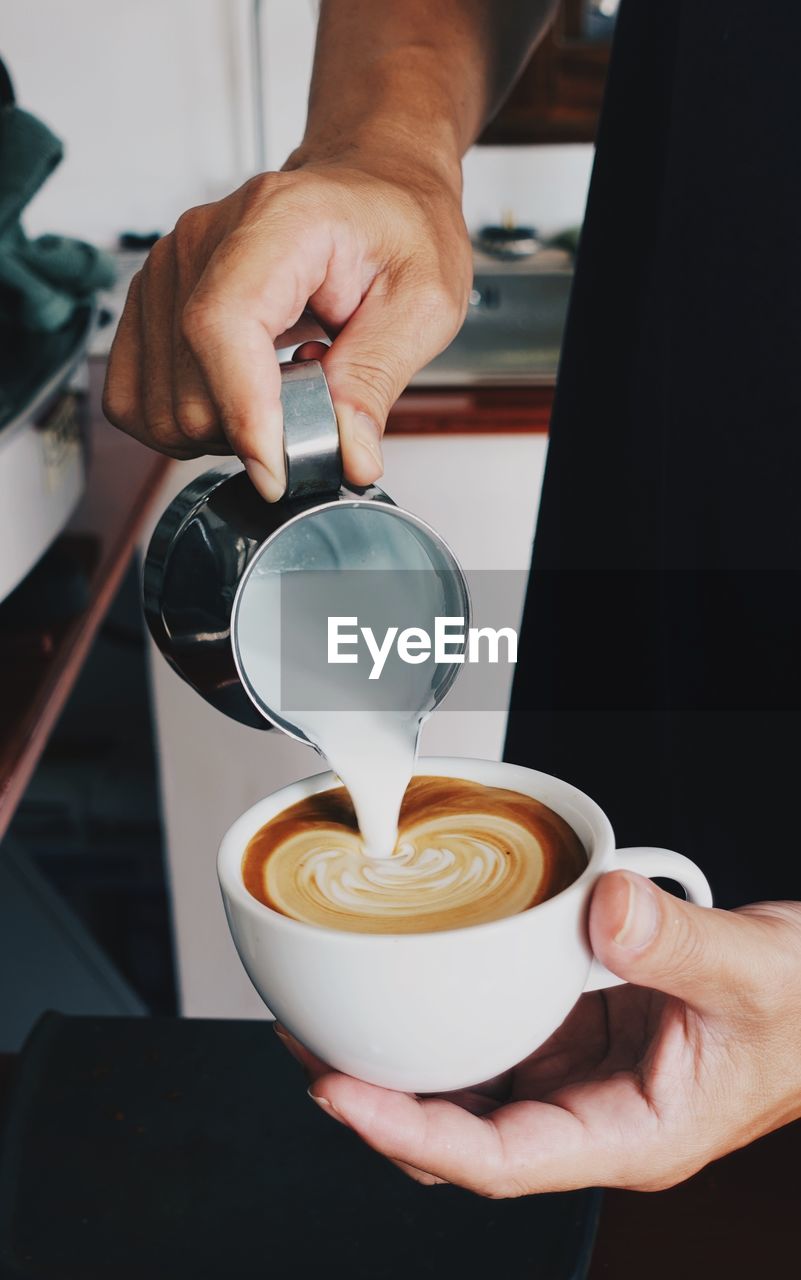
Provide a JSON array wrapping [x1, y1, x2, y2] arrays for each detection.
[[217, 756, 614, 944]]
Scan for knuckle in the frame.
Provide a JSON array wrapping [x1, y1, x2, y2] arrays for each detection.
[[173, 207, 209, 278], [174, 205, 206, 239], [181, 295, 227, 350], [101, 381, 135, 430], [173, 397, 218, 440], [142, 234, 172, 277], [239, 170, 337, 235], [391, 264, 468, 348], [145, 410, 180, 451], [734, 957, 792, 1023], [241, 170, 285, 203], [123, 267, 143, 306], [415, 280, 462, 326]]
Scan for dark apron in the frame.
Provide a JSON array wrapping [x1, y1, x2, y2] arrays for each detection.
[[505, 0, 801, 907]]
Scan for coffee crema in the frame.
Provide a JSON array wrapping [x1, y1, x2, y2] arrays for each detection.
[[242, 776, 587, 934]]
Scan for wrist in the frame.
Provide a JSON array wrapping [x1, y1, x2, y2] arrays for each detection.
[[285, 130, 462, 203]]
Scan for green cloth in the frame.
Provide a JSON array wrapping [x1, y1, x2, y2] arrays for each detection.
[[0, 100, 115, 332], [0, 103, 61, 237]]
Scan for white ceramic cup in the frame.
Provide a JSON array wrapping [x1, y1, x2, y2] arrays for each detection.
[[218, 757, 713, 1093]]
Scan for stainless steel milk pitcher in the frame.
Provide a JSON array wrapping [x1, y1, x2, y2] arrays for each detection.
[[143, 321, 470, 737]]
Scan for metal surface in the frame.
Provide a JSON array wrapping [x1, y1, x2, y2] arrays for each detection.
[[145, 351, 470, 732], [143, 295, 478, 733], [273, 311, 331, 363], [279, 359, 342, 499], [143, 465, 394, 730], [413, 268, 573, 387], [145, 463, 471, 736]]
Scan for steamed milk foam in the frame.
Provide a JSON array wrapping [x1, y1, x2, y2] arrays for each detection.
[[243, 776, 588, 933]]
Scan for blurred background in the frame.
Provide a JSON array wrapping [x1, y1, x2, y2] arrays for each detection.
[[2, 0, 594, 247]]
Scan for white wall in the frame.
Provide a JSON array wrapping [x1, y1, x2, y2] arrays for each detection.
[[3, 0, 593, 246], [2, 0, 249, 243]]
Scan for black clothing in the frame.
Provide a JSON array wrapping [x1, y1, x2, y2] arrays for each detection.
[[506, 1, 801, 907]]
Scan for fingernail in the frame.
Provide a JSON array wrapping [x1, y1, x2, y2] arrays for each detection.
[[308, 1088, 347, 1125], [614, 872, 659, 950], [348, 410, 384, 470], [244, 457, 285, 502]]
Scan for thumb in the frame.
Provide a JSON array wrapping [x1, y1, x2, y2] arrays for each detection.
[[321, 281, 462, 488], [589, 871, 776, 1015]]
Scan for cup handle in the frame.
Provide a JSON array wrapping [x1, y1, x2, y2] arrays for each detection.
[[583, 847, 713, 992]]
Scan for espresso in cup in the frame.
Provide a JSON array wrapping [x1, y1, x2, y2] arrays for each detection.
[[242, 775, 587, 934]]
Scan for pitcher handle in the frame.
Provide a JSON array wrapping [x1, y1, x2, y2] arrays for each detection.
[[274, 313, 342, 501]]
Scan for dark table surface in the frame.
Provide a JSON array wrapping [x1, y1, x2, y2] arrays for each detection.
[[0, 1032, 798, 1279], [0, 1019, 599, 1280]]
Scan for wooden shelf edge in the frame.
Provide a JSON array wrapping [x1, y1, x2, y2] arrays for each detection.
[[388, 385, 554, 435]]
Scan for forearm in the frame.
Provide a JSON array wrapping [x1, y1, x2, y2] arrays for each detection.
[[288, 0, 557, 185]]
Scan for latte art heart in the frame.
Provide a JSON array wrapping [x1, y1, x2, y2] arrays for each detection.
[[243, 777, 587, 934]]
